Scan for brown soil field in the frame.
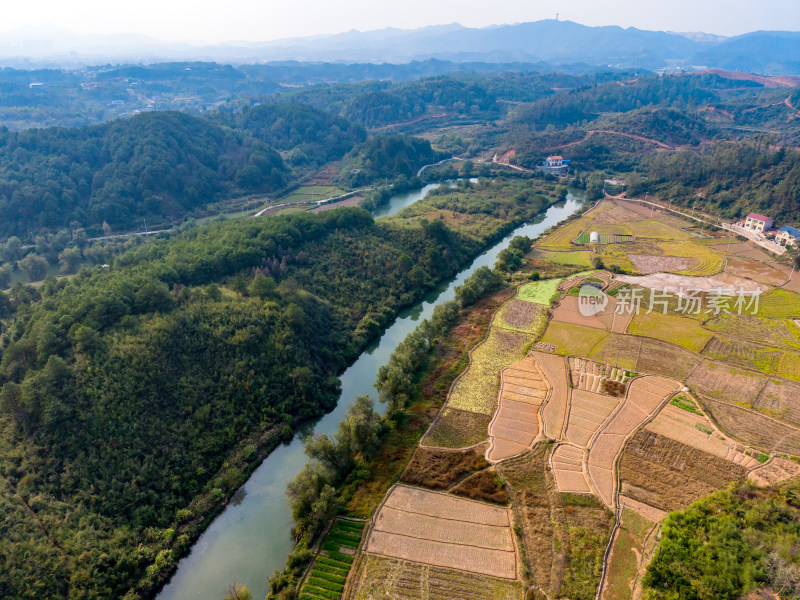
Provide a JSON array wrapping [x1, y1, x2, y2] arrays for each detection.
[[628, 254, 696, 274], [498, 444, 614, 599], [552, 443, 591, 493], [701, 398, 800, 455], [632, 337, 702, 381], [687, 360, 767, 406], [365, 485, 517, 579], [366, 530, 517, 579], [346, 555, 524, 600], [373, 505, 514, 551], [783, 270, 800, 293], [748, 456, 800, 486], [422, 407, 492, 449], [618, 496, 667, 522], [707, 240, 779, 263], [646, 403, 740, 460], [383, 485, 510, 526], [619, 430, 748, 512], [451, 469, 510, 505], [587, 377, 679, 507], [535, 351, 570, 439], [400, 446, 488, 490], [615, 272, 769, 296], [756, 379, 800, 427], [565, 390, 621, 447], [552, 295, 619, 331], [488, 357, 546, 461], [725, 256, 788, 286]]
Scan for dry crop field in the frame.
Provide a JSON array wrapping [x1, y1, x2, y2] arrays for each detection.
[[535, 351, 570, 439], [619, 430, 749, 513], [627, 254, 695, 274], [564, 389, 621, 448], [487, 357, 547, 461], [363, 485, 518, 579], [498, 444, 614, 600], [587, 376, 680, 508], [645, 401, 757, 464], [346, 554, 524, 600], [701, 398, 800, 456], [725, 256, 789, 285]]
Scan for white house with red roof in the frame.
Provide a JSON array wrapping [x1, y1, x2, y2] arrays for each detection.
[[744, 213, 774, 233], [537, 155, 570, 175]]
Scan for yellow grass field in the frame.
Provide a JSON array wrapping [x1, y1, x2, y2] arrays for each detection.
[[540, 321, 610, 357], [447, 328, 529, 415], [627, 311, 714, 353]]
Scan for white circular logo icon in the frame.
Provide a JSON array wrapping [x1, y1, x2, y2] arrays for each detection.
[[577, 285, 608, 317]]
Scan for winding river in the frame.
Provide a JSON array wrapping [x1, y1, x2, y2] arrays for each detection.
[[156, 188, 586, 600]]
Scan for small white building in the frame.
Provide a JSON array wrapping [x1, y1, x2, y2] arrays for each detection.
[[744, 213, 774, 233], [537, 155, 570, 176]]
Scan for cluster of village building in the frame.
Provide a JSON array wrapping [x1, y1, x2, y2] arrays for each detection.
[[740, 213, 800, 247]]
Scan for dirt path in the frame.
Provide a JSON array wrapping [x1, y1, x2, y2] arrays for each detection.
[[383, 113, 452, 129], [547, 130, 675, 152], [785, 96, 800, 117]]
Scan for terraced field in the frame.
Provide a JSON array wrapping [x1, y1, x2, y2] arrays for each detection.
[[702, 336, 800, 383], [536, 201, 627, 251], [587, 376, 680, 508], [487, 357, 547, 461], [363, 485, 517, 579], [346, 555, 523, 600], [657, 242, 725, 275], [564, 389, 621, 447], [535, 351, 570, 439]]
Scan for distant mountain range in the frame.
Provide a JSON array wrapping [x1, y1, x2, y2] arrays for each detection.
[[2, 20, 800, 75]]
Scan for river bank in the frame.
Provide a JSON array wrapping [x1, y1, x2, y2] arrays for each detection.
[[155, 189, 586, 600]]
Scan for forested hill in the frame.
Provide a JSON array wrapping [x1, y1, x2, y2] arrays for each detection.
[[0, 111, 286, 238], [0, 180, 557, 599], [0, 103, 367, 240], [219, 102, 366, 168]]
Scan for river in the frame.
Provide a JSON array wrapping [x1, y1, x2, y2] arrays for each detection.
[[156, 188, 586, 600]]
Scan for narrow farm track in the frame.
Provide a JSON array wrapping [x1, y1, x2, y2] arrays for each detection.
[[785, 96, 800, 117], [546, 130, 675, 152]]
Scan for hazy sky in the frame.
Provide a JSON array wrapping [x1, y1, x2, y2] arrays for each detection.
[[2, 0, 799, 42]]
